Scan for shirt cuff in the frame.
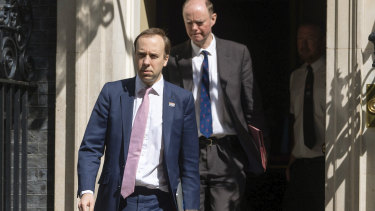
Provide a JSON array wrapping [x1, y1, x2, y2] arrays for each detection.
[[80, 190, 94, 198]]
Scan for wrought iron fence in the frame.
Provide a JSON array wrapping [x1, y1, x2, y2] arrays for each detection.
[[0, 80, 34, 210], [0, 0, 34, 210], [0, 0, 33, 81]]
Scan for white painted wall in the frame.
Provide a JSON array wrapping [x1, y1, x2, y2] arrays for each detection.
[[55, 0, 140, 210], [326, 0, 375, 210]]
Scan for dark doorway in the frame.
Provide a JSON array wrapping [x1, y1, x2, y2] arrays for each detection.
[[150, 0, 326, 209]]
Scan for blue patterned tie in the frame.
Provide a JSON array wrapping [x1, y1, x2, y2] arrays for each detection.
[[200, 50, 212, 138]]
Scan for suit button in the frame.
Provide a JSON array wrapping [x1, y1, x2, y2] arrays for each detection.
[[118, 186, 121, 190]]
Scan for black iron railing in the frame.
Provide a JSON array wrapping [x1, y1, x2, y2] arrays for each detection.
[[0, 0, 33, 81], [0, 0, 33, 210], [0, 80, 35, 210]]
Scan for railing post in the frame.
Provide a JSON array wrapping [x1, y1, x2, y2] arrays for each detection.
[[0, 84, 4, 211], [21, 88, 27, 210], [4, 85, 11, 211], [13, 87, 20, 210]]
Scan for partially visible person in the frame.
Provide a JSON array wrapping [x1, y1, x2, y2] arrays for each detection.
[[77, 28, 200, 211], [283, 23, 326, 211], [163, 0, 267, 210]]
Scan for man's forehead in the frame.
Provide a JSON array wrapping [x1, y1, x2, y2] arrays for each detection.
[[183, 1, 209, 15], [137, 35, 164, 47], [136, 45, 164, 56], [298, 31, 320, 39], [136, 48, 162, 53], [138, 34, 162, 42], [298, 26, 320, 34], [184, 17, 206, 22]]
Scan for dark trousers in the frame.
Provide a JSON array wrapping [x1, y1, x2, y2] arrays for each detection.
[[199, 136, 247, 211], [282, 156, 325, 211], [120, 186, 176, 211]]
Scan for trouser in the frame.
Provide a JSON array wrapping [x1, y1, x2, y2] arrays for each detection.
[[282, 156, 325, 211], [199, 135, 247, 211], [120, 186, 176, 211]]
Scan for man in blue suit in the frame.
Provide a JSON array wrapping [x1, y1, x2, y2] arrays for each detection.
[[77, 28, 200, 211]]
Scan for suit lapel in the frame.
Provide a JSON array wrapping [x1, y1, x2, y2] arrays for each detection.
[[120, 78, 136, 162], [177, 41, 194, 92], [162, 82, 175, 156]]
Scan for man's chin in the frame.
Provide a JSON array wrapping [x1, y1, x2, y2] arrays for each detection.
[[299, 55, 310, 62], [140, 77, 155, 86], [191, 36, 203, 43]]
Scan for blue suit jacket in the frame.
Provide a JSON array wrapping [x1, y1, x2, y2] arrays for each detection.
[[77, 77, 200, 210]]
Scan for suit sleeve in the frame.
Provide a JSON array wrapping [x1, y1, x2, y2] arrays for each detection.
[[240, 46, 270, 152], [180, 93, 200, 210], [240, 45, 255, 124], [77, 83, 110, 195]]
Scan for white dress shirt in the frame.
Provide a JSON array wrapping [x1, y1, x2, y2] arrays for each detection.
[[191, 34, 236, 137], [290, 57, 326, 158], [133, 76, 168, 192]]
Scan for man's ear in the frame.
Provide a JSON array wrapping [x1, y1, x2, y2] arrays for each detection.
[[163, 55, 169, 66], [210, 13, 217, 27]]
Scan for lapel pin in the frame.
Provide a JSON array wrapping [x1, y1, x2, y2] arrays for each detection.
[[169, 102, 175, 107]]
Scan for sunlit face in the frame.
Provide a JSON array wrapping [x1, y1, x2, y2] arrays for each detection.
[[183, 0, 216, 48], [135, 35, 169, 86], [297, 25, 323, 64]]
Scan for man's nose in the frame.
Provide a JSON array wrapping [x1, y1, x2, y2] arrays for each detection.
[[192, 23, 198, 30], [143, 56, 151, 65]]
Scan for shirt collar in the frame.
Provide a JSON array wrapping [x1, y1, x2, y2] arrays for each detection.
[[191, 33, 216, 56], [306, 56, 325, 72], [135, 75, 164, 96]]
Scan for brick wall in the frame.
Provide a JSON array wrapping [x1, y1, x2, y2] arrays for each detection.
[[27, 0, 56, 210]]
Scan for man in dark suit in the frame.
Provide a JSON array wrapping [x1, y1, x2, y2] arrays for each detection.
[[77, 28, 200, 211], [163, 0, 265, 210]]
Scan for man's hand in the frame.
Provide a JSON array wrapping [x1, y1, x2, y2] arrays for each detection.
[[285, 155, 296, 182], [78, 193, 95, 211], [285, 164, 294, 182]]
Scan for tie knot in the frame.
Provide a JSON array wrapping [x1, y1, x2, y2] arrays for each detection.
[[201, 50, 209, 57], [139, 87, 152, 97], [306, 65, 313, 72]]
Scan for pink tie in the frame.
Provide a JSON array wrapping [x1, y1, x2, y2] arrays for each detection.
[[121, 87, 152, 199]]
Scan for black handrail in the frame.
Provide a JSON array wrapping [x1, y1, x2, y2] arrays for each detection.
[[369, 32, 375, 67]]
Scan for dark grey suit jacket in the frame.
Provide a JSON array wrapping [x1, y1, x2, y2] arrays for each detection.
[[163, 37, 264, 174]]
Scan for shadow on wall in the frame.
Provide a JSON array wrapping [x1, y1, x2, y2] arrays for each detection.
[[76, 0, 114, 50], [364, 22, 375, 211], [325, 66, 362, 209], [56, 0, 136, 97], [325, 26, 375, 208], [115, 0, 137, 75], [54, 0, 134, 210], [56, 0, 116, 99]]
